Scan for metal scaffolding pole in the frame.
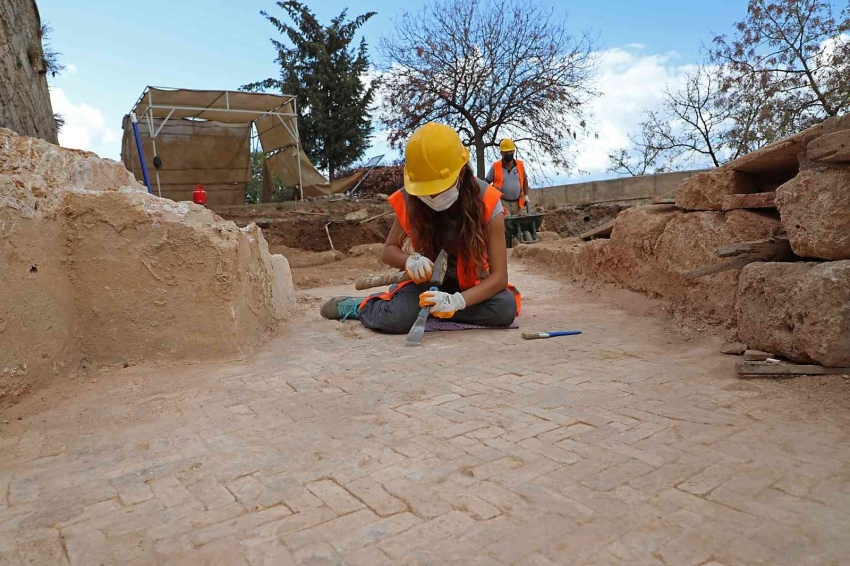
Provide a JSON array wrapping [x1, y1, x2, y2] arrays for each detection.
[[292, 98, 304, 201], [146, 91, 162, 197]]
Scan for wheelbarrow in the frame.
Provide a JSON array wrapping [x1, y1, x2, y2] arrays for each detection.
[[504, 206, 545, 248]]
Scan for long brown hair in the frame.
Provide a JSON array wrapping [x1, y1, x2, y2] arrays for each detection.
[[407, 165, 488, 280]]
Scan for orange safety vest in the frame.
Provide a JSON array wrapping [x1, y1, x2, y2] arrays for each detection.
[[492, 160, 528, 209], [359, 185, 522, 315]]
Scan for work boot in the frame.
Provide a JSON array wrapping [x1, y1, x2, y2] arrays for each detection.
[[320, 297, 364, 321]]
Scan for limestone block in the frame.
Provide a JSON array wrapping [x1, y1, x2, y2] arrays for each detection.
[[737, 261, 850, 367], [776, 166, 850, 260], [675, 170, 755, 211], [1, 127, 296, 404], [807, 130, 850, 164]]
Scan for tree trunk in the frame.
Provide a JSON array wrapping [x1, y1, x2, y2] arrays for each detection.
[[0, 0, 58, 144], [474, 135, 486, 179]]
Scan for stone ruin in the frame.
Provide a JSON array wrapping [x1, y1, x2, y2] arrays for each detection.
[[517, 115, 850, 368], [0, 127, 297, 404]]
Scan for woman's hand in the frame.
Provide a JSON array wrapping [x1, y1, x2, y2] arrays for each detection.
[[420, 290, 466, 318], [405, 254, 434, 284]]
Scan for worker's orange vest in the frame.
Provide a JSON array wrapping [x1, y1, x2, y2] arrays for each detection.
[[359, 185, 522, 315], [492, 160, 528, 208]]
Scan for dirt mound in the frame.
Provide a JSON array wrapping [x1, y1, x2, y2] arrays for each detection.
[[213, 200, 394, 254], [0, 127, 296, 405], [543, 203, 629, 237], [338, 162, 404, 198]]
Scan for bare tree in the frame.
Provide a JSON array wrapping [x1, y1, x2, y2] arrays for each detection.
[[607, 122, 672, 177], [609, 65, 759, 175], [711, 0, 850, 141], [379, 0, 595, 177]]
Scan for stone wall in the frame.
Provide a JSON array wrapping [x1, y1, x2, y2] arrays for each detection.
[[1, 127, 296, 404], [533, 170, 705, 209], [518, 117, 850, 367], [0, 0, 58, 143]]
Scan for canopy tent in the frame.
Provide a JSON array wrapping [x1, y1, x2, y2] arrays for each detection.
[[121, 87, 337, 205]]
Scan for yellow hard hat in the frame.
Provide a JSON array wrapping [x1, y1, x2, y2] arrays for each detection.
[[404, 122, 470, 196], [499, 138, 516, 152]]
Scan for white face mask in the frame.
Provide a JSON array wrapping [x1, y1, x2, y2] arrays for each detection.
[[419, 184, 459, 212]]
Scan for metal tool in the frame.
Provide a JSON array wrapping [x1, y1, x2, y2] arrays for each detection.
[[405, 252, 450, 346], [355, 249, 448, 290], [522, 331, 582, 340]]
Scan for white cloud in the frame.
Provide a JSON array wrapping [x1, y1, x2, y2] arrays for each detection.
[[49, 87, 121, 160], [65, 63, 78, 75], [568, 47, 696, 181]]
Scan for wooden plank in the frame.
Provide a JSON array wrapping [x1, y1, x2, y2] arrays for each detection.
[[359, 210, 394, 225], [715, 235, 792, 259], [685, 236, 793, 278], [652, 196, 676, 204], [683, 257, 753, 278], [737, 361, 850, 377], [721, 192, 776, 210], [807, 130, 850, 163], [580, 219, 616, 241]]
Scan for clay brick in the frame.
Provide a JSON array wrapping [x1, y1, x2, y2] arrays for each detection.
[[148, 476, 194, 508], [282, 509, 379, 549], [331, 512, 422, 553], [305, 480, 364, 515], [581, 459, 654, 492], [344, 477, 407, 517], [192, 505, 292, 546], [378, 511, 475, 559]]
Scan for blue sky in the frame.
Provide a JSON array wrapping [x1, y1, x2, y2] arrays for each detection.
[[39, 0, 776, 183]]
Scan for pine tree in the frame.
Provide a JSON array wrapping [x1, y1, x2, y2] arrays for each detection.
[[243, 1, 377, 181]]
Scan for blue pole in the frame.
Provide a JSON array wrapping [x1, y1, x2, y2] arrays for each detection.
[[130, 112, 152, 194]]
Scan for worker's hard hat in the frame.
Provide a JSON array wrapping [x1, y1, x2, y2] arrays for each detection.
[[499, 138, 516, 152], [404, 122, 470, 196]]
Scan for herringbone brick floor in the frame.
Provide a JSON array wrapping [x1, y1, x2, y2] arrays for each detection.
[[2, 265, 849, 565]]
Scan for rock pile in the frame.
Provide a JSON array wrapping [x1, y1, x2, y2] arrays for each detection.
[[516, 115, 850, 367], [1, 128, 297, 404]]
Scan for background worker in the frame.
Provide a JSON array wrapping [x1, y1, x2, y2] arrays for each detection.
[[321, 122, 521, 333], [485, 138, 530, 216]]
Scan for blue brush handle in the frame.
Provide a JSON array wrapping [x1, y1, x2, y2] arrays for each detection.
[[547, 331, 582, 337], [417, 286, 439, 317]]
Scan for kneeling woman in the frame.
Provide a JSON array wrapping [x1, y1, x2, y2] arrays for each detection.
[[321, 122, 521, 332]]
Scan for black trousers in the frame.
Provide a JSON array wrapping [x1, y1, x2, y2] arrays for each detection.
[[359, 279, 517, 334]]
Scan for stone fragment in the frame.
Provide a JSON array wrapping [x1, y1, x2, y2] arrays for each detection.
[[743, 350, 773, 362], [720, 342, 748, 355]]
